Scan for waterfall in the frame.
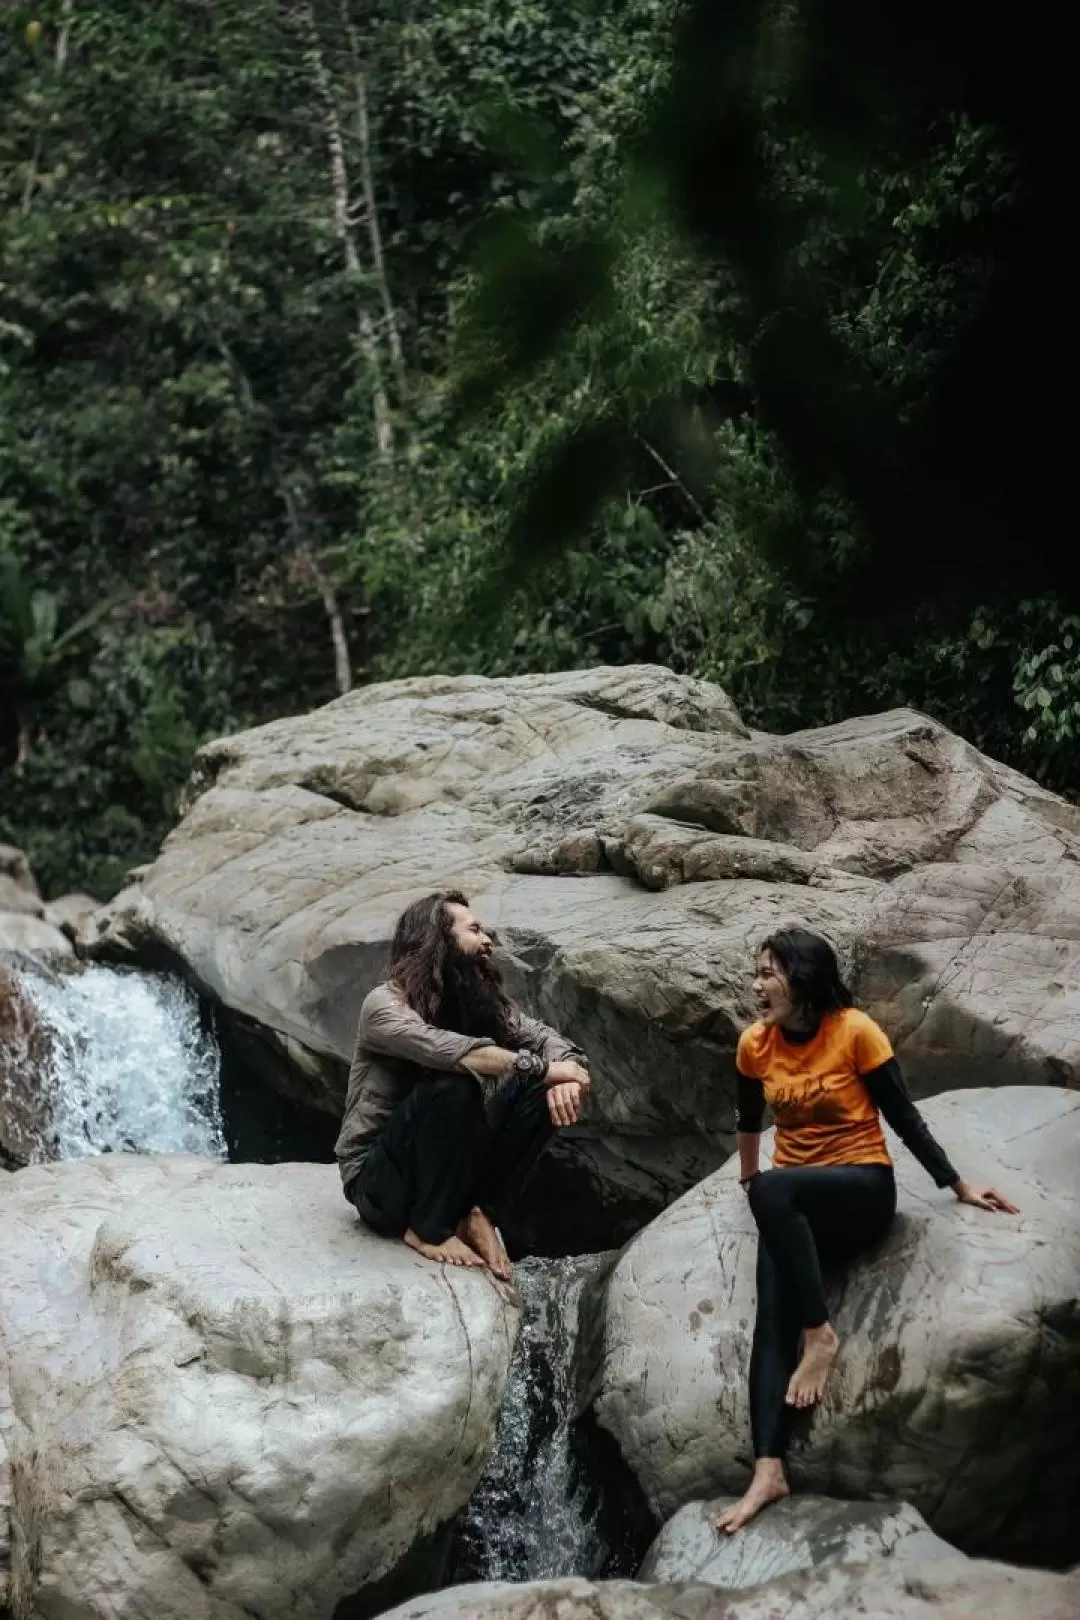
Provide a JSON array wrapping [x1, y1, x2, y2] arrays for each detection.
[[8, 961, 226, 1162], [452, 1252, 631, 1583]]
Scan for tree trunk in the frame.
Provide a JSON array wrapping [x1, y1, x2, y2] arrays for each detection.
[[56, 0, 76, 70], [15, 707, 34, 775], [281, 488, 353, 697], [315, 567, 353, 696], [298, 0, 395, 465], [22, 0, 76, 215], [341, 4, 408, 403], [209, 323, 354, 695]]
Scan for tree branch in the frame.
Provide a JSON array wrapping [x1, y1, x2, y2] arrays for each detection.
[[634, 433, 709, 523]]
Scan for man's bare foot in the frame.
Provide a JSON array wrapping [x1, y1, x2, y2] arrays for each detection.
[[403, 1229, 485, 1268], [785, 1322, 839, 1408], [458, 1208, 512, 1281], [713, 1460, 790, 1534]]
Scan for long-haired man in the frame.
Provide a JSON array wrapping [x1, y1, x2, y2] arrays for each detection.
[[335, 890, 590, 1277]]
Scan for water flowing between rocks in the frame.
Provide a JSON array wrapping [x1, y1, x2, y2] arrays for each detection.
[[451, 1252, 630, 1583]]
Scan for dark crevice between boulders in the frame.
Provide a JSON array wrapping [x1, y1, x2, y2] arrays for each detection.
[[214, 1009, 340, 1166], [500, 1135, 670, 1261], [88, 926, 204, 983], [332, 1525, 454, 1620]]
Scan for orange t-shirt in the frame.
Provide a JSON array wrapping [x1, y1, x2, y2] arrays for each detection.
[[736, 1007, 894, 1169]]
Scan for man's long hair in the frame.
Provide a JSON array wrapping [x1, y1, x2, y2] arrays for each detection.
[[388, 889, 517, 1044]]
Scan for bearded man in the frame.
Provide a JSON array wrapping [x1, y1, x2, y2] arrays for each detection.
[[335, 890, 590, 1278]]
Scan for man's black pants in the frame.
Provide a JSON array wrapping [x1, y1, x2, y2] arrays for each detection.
[[345, 1070, 554, 1244]]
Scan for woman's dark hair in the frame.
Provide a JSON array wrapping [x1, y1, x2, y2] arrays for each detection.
[[388, 888, 515, 1041], [759, 926, 854, 1023]]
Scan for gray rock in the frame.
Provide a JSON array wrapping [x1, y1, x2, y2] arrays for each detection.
[[0, 1154, 519, 1620], [1, 847, 74, 962], [0, 873, 43, 917], [638, 1496, 962, 1588], [376, 1559, 1080, 1619], [0, 845, 39, 898], [584, 1086, 1080, 1568], [92, 667, 1080, 1243], [44, 891, 102, 946], [0, 911, 72, 960], [0, 958, 57, 1166]]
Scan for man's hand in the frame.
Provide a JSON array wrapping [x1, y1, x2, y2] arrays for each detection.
[[547, 1080, 584, 1128], [545, 1060, 591, 1093]]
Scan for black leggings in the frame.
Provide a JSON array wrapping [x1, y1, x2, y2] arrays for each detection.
[[346, 1070, 554, 1245], [746, 1163, 896, 1458]]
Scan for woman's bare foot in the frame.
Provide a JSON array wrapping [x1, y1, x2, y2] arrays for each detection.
[[403, 1229, 485, 1268], [785, 1322, 839, 1408], [458, 1208, 512, 1281], [713, 1459, 790, 1534]]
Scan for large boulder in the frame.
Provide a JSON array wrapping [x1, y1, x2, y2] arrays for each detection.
[[376, 1560, 1080, 1620], [638, 1496, 961, 1589], [0, 1155, 519, 1620], [92, 667, 1080, 1245], [582, 1086, 1080, 1568]]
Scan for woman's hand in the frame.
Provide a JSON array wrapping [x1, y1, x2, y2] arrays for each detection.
[[953, 1178, 1019, 1213], [547, 1081, 583, 1128]]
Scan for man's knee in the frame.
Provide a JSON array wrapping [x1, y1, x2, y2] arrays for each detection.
[[485, 1071, 555, 1143], [508, 1071, 557, 1129], [429, 1074, 484, 1112]]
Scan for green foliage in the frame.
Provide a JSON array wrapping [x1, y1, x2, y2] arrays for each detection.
[[0, 0, 1074, 902], [0, 616, 239, 896]]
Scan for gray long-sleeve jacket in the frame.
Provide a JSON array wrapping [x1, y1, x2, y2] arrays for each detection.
[[334, 981, 587, 1190]]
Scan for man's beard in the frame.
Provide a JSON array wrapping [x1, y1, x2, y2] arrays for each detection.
[[441, 949, 513, 1042]]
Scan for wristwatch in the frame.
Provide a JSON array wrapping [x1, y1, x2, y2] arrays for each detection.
[[512, 1049, 547, 1081]]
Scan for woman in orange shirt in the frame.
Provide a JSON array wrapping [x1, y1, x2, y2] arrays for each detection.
[[715, 926, 1018, 1536]]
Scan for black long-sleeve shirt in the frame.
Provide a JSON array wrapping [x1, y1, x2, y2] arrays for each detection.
[[736, 1057, 958, 1188]]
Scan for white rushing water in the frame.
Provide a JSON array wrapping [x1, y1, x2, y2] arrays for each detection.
[[16, 962, 226, 1161], [453, 1253, 617, 1582]]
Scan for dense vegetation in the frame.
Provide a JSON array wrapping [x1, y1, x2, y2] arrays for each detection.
[[1, 0, 1072, 897]]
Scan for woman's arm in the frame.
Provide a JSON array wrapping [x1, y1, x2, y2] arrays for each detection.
[[735, 1072, 765, 1185], [863, 1058, 1018, 1211]]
